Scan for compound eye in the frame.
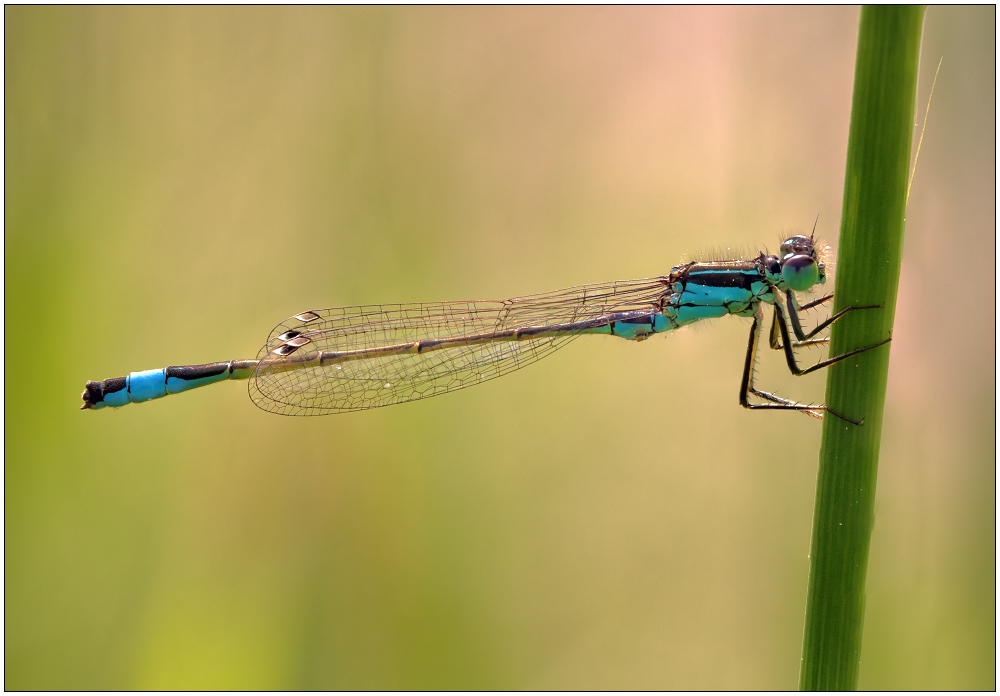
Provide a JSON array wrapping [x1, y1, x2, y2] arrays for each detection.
[[781, 254, 819, 291], [780, 235, 812, 258]]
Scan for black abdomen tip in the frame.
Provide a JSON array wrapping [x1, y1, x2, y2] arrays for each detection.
[[80, 381, 104, 410]]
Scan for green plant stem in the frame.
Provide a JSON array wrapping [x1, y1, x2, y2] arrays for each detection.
[[799, 6, 925, 691]]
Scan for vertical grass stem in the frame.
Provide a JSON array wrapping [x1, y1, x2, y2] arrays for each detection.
[[799, 6, 925, 691]]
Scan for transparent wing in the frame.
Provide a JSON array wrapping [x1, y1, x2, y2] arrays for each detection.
[[249, 277, 669, 415]]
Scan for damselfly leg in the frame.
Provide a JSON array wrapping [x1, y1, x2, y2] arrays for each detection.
[[743, 300, 890, 425], [741, 307, 826, 420], [771, 290, 882, 347]]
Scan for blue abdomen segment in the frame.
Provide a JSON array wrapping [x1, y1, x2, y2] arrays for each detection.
[[81, 361, 251, 410], [165, 364, 232, 394], [95, 368, 169, 408], [612, 312, 672, 339], [128, 368, 168, 403], [579, 311, 674, 340]]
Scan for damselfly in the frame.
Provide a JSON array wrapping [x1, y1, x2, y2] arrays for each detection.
[[81, 232, 889, 424]]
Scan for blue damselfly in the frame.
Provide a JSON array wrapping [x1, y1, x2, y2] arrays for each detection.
[[81, 232, 889, 424]]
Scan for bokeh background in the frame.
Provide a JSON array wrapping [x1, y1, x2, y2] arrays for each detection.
[[5, 6, 994, 689]]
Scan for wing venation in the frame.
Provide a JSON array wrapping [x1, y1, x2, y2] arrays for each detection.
[[249, 277, 669, 415]]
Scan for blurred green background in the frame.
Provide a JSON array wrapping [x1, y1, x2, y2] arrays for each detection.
[[5, 7, 994, 689]]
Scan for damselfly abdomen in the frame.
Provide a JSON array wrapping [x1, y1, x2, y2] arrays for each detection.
[[81, 233, 889, 424]]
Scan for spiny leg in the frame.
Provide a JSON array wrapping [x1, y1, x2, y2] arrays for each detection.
[[770, 291, 883, 350], [786, 289, 881, 342], [769, 305, 830, 351], [797, 292, 834, 311], [772, 301, 891, 378], [739, 307, 853, 423], [750, 387, 824, 419]]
